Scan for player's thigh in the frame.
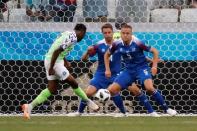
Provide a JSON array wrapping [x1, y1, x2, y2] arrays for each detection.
[[137, 67, 155, 93], [44, 60, 59, 80], [54, 61, 70, 81], [85, 85, 97, 97], [144, 79, 155, 93], [63, 74, 78, 89], [128, 83, 141, 96], [89, 75, 108, 89], [137, 66, 152, 85], [114, 70, 135, 90]]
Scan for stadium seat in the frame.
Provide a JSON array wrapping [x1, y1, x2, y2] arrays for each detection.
[[151, 9, 179, 22], [6, 8, 30, 22], [180, 9, 197, 22]]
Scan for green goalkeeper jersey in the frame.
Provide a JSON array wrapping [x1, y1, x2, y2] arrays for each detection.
[[113, 30, 121, 40], [45, 31, 77, 62]]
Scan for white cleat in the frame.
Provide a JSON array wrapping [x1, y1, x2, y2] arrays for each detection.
[[113, 113, 128, 118], [166, 108, 177, 116], [21, 104, 32, 120], [67, 112, 82, 117], [87, 99, 99, 111], [149, 112, 160, 117]]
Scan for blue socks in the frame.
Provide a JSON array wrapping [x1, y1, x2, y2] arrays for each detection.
[[79, 94, 126, 114], [112, 94, 126, 114], [152, 90, 168, 111], [137, 92, 154, 113], [78, 100, 87, 113], [78, 90, 168, 113]]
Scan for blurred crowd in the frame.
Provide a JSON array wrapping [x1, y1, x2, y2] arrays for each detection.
[[0, 0, 197, 22]]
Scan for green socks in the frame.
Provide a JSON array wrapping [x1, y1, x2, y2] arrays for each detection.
[[30, 87, 88, 109], [73, 87, 88, 101], [30, 88, 52, 108]]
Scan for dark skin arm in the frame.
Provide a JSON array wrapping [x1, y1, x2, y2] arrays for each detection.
[[64, 58, 71, 69]]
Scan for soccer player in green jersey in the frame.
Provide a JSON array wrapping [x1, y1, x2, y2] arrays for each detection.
[[22, 24, 99, 119]]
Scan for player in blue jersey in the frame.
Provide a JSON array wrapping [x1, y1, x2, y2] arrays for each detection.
[[105, 24, 177, 116], [74, 23, 159, 117], [75, 23, 126, 116]]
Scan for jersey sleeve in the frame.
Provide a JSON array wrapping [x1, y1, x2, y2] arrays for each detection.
[[60, 32, 77, 50], [135, 36, 151, 52]]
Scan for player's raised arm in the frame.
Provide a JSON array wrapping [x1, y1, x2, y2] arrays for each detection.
[[104, 49, 112, 78], [82, 46, 96, 61]]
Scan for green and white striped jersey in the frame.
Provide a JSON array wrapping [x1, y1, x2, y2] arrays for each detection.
[[45, 31, 77, 62]]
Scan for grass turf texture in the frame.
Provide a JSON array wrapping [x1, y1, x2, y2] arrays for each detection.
[[0, 116, 197, 131]]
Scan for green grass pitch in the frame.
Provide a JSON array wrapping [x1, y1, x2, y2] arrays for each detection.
[[0, 116, 197, 131]]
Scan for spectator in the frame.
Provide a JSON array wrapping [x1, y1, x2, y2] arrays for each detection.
[[25, 0, 48, 21], [169, 0, 189, 11], [147, 0, 188, 10], [188, 0, 197, 8], [44, 0, 77, 22], [147, 0, 170, 9], [83, 0, 108, 22], [0, 0, 8, 22]]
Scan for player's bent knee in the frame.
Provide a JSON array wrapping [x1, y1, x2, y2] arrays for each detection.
[[144, 79, 155, 94], [86, 91, 94, 97], [85, 86, 97, 97], [108, 83, 121, 96], [85, 89, 94, 97], [128, 85, 141, 96], [145, 86, 155, 95], [64, 75, 78, 89], [48, 87, 57, 94], [69, 81, 78, 89], [48, 80, 58, 94]]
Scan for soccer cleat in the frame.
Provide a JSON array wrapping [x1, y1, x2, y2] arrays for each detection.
[[87, 99, 99, 111], [113, 113, 128, 117], [166, 108, 177, 116], [22, 104, 31, 120], [149, 112, 160, 117]]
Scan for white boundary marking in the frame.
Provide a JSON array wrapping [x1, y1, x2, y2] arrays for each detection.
[[0, 113, 197, 117]]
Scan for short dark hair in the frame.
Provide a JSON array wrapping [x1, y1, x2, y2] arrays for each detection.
[[74, 23, 87, 32], [115, 22, 127, 30], [101, 23, 113, 32], [121, 24, 132, 30]]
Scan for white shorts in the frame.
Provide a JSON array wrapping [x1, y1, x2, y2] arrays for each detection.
[[44, 60, 70, 81]]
